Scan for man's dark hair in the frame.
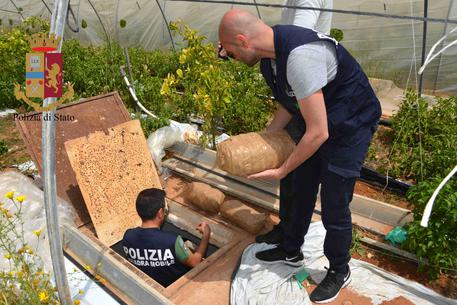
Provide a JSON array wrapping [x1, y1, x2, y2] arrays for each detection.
[[136, 188, 166, 221]]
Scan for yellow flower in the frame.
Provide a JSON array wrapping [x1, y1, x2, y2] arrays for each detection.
[[78, 289, 84, 295], [73, 300, 81, 305], [4, 191, 14, 200], [38, 291, 49, 302], [15, 195, 26, 203], [34, 229, 42, 237], [4, 253, 11, 259], [32, 279, 41, 288]]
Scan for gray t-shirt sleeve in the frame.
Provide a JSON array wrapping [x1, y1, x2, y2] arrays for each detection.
[[286, 41, 338, 101]]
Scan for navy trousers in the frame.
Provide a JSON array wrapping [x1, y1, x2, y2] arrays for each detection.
[[279, 153, 356, 273]]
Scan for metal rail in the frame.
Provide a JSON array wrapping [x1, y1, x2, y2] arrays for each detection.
[[168, 0, 457, 25], [43, 0, 72, 303]]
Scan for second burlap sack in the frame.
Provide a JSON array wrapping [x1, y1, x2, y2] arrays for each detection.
[[220, 200, 266, 234], [216, 131, 295, 177], [186, 182, 225, 214]]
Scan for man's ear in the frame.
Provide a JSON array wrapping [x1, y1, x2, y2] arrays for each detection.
[[235, 34, 249, 48], [157, 207, 165, 220]]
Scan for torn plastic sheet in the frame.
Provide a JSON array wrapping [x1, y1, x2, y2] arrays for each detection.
[[231, 221, 456, 305], [147, 121, 201, 172]]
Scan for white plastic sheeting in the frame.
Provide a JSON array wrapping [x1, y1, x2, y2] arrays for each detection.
[[0, 0, 457, 94], [146, 121, 200, 171], [231, 221, 457, 305], [0, 171, 76, 272], [1, 0, 457, 94]]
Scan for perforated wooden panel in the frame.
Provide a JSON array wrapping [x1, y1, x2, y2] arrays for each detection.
[[15, 92, 131, 225], [65, 120, 162, 246]]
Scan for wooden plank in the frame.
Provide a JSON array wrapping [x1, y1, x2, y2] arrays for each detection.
[[65, 120, 161, 246], [169, 237, 253, 305], [63, 224, 171, 305], [15, 91, 131, 226], [168, 142, 412, 227]]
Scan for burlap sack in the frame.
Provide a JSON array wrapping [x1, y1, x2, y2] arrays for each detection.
[[220, 200, 266, 234], [216, 131, 295, 177], [186, 182, 225, 214]]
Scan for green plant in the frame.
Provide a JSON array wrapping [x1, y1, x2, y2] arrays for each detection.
[[0, 140, 8, 155], [350, 228, 365, 257], [126, 47, 179, 116], [140, 116, 170, 137], [61, 39, 125, 101], [219, 60, 274, 134], [161, 20, 233, 148], [403, 177, 457, 278], [389, 91, 457, 182], [330, 28, 344, 42], [0, 192, 59, 304], [161, 21, 274, 147]]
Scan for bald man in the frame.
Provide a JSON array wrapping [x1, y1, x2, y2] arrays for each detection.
[[219, 9, 381, 303]]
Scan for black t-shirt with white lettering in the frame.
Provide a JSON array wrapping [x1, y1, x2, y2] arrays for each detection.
[[122, 227, 191, 287]]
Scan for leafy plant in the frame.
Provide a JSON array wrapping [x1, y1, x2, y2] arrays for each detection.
[[403, 177, 457, 278], [388, 91, 456, 182], [161, 21, 274, 147], [350, 228, 365, 257], [330, 28, 344, 42], [0, 140, 8, 155], [161, 20, 232, 148], [140, 116, 170, 137]]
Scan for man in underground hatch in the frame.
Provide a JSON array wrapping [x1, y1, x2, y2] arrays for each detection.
[[122, 188, 211, 287], [219, 9, 381, 303]]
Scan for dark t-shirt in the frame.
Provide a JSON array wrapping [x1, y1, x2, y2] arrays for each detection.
[[122, 227, 191, 287]]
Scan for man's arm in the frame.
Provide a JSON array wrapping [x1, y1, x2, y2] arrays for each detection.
[[279, 89, 328, 175], [179, 222, 211, 268], [266, 104, 293, 132], [249, 90, 328, 180]]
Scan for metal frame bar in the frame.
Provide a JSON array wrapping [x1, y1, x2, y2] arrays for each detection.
[[43, 0, 72, 303], [155, 0, 176, 50], [63, 224, 174, 305], [432, 0, 455, 93], [418, 0, 429, 97], [8, 0, 24, 20], [168, 0, 457, 24]]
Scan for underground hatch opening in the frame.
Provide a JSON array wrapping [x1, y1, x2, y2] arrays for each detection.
[[110, 221, 219, 287]]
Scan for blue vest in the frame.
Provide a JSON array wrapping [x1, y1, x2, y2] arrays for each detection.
[[122, 227, 190, 287], [260, 25, 381, 177]]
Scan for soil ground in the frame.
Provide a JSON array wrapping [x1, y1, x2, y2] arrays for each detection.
[[0, 115, 32, 170]]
